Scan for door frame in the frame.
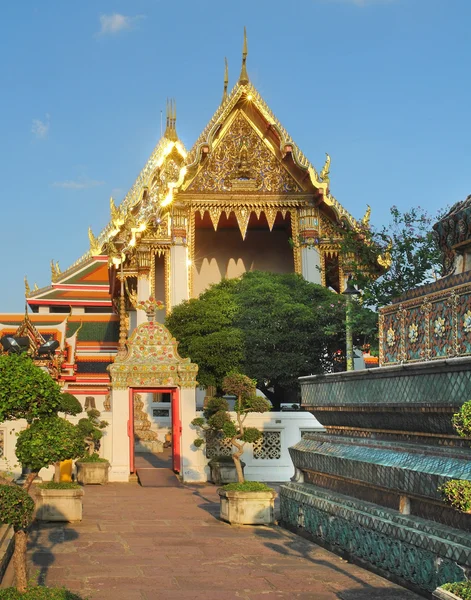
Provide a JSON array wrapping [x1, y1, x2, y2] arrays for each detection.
[[128, 387, 181, 473]]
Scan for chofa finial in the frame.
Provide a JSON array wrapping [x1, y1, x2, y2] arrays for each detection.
[[238, 27, 249, 85]]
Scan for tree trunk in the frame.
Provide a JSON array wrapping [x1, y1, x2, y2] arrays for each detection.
[[232, 454, 244, 483], [13, 529, 28, 593], [54, 462, 61, 483], [22, 472, 37, 492]]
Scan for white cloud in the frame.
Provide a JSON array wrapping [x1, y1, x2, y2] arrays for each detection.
[[31, 114, 50, 139], [97, 13, 144, 36], [52, 178, 105, 190]]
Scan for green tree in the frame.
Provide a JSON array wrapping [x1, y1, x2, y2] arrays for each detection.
[[338, 206, 443, 309], [192, 373, 271, 483], [167, 271, 376, 407], [0, 355, 84, 593]]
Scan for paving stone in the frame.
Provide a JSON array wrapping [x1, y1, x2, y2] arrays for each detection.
[[15, 481, 424, 599]]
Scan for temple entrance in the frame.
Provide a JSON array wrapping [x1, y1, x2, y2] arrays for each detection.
[[129, 387, 181, 485]]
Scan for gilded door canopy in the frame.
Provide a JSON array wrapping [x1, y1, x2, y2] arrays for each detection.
[[108, 321, 198, 390]]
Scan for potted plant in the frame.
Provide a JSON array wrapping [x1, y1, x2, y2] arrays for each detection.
[[0, 353, 86, 596], [435, 401, 471, 597], [207, 454, 246, 485], [75, 408, 109, 484], [16, 417, 86, 522], [193, 372, 276, 525]]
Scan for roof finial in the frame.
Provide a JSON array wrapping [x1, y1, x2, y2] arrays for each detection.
[[164, 98, 178, 141], [222, 57, 229, 103], [238, 27, 249, 85]]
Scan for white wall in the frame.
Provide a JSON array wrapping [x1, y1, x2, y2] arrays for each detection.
[[193, 411, 323, 483]]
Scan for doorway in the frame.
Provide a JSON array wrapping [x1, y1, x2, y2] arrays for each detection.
[[128, 388, 181, 478]]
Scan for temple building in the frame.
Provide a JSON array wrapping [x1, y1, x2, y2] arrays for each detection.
[[0, 32, 370, 482]]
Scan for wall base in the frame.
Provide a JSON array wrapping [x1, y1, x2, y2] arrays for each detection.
[[280, 482, 469, 596]]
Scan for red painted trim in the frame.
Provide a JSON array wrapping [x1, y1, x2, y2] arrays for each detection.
[[129, 389, 135, 474], [28, 300, 112, 306], [172, 388, 181, 473]]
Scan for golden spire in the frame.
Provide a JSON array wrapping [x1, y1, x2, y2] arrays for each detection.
[[24, 276, 30, 298], [238, 27, 249, 85], [222, 57, 229, 103], [164, 98, 178, 141], [361, 205, 371, 228]]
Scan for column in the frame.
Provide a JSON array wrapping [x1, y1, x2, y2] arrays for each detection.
[[108, 388, 131, 482], [179, 387, 207, 482]]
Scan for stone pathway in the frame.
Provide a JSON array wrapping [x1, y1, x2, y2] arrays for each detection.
[[7, 481, 423, 599]]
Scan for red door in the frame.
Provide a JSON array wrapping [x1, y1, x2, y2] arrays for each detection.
[[128, 388, 181, 475]]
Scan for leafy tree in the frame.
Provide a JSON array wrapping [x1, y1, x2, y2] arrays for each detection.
[[16, 417, 85, 484], [0, 354, 63, 423], [337, 206, 443, 309], [192, 373, 271, 483], [167, 271, 376, 407], [166, 279, 244, 388], [0, 355, 84, 593], [76, 409, 108, 456]]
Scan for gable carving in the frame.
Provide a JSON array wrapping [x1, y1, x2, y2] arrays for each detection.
[[188, 113, 302, 194]]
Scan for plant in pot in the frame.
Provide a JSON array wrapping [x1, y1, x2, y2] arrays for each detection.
[[0, 353, 86, 597], [435, 400, 471, 598], [75, 408, 110, 484], [193, 372, 275, 525], [193, 397, 246, 484]]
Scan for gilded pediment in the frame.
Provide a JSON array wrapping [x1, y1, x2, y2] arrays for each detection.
[[186, 113, 302, 194]]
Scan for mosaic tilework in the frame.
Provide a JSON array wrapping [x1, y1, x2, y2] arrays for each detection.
[[301, 360, 471, 408], [289, 435, 471, 502], [379, 278, 471, 365], [280, 482, 470, 593]]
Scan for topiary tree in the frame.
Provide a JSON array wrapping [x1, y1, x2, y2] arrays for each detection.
[[0, 354, 85, 593], [192, 373, 271, 483], [0, 485, 35, 593], [76, 409, 108, 457], [0, 354, 63, 423], [16, 417, 86, 484]]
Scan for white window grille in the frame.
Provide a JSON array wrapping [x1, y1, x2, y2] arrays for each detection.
[[253, 431, 281, 460]]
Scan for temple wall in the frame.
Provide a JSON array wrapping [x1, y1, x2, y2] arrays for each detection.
[[193, 228, 294, 297], [379, 270, 471, 366], [280, 359, 471, 594]]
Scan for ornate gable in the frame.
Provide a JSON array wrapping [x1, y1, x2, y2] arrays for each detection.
[[187, 112, 302, 194]]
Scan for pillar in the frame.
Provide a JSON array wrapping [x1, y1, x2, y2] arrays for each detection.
[[108, 388, 131, 482], [179, 386, 207, 482], [170, 245, 189, 309]]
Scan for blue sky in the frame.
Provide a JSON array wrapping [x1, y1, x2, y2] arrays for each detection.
[[1, 0, 470, 312]]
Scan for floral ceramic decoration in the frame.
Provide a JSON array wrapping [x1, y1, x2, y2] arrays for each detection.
[[464, 310, 471, 333], [434, 317, 445, 338], [137, 297, 165, 313], [386, 327, 396, 347], [408, 323, 418, 343]]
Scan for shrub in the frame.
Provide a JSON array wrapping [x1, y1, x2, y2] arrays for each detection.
[[0, 587, 85, 599], [0, 485, 35, 530], [16, 417, 86, 474], [440, 480, 471, 512], [37, 482, 81, 490], [453, 401, 471, 438], [221, 482, 272, 492], [77, 453, 108, 463], [442, 581, 471, 599]]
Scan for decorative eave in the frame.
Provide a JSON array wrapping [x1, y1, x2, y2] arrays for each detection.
[[184, 81, 358, 229]]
